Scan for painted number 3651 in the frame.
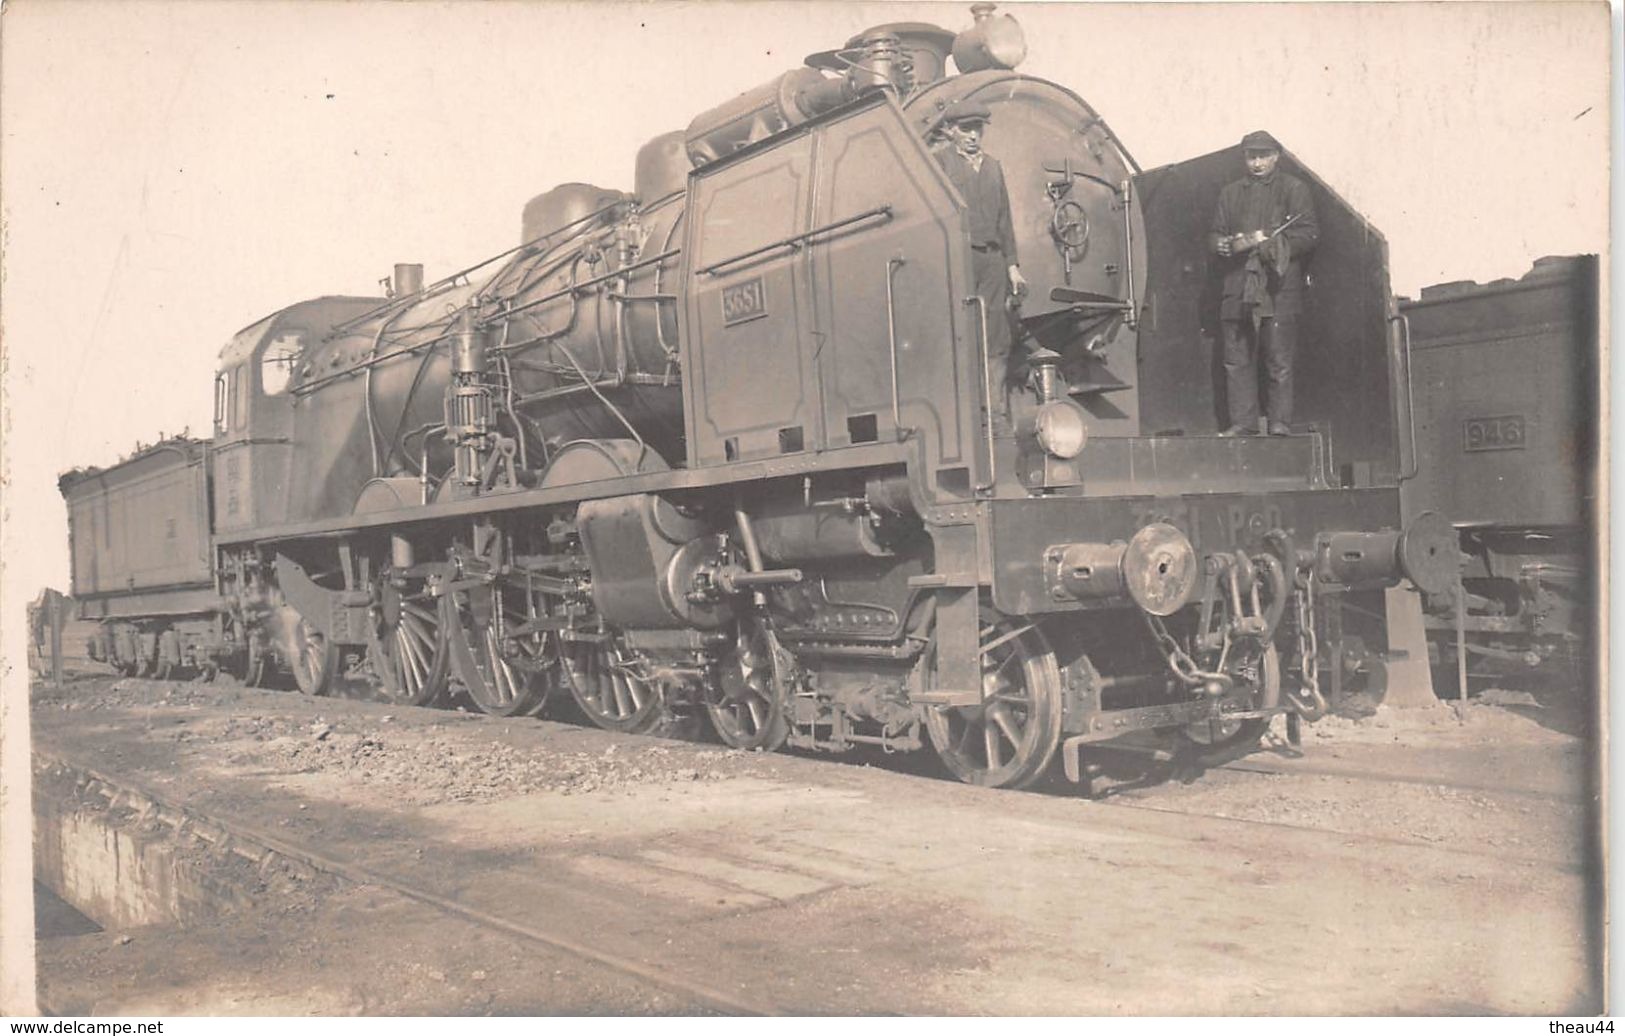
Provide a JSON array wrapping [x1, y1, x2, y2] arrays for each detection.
[[721, 277, 768, 327]]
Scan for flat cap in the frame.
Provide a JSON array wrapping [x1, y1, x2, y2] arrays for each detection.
[[941, 98, 993, 124], [1240, 130, 1281, 152]]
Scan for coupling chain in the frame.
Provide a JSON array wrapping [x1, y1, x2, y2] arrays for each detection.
[[1292, 570, 1328, 716], [1145, 612, 1217, 686]]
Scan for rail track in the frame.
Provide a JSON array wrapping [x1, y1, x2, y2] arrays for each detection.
[[1208, 756, 1585, 805], [1092, 790, 1586, 872], [33, 751, 782, 1016], [44, 666, 1587, 812], [32, 671, 1598, 1014]]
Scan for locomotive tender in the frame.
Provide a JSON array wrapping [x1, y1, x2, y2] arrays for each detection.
[[1399, 255, 1599, 686], [60, 6, 1456, 789]]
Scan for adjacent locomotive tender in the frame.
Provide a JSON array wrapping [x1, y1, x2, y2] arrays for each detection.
[[60, 6, 1456, 789], [1398, 255, 1599, 687]]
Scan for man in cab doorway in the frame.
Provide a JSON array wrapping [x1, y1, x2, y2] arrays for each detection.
[[934, 98, 1028, 426]]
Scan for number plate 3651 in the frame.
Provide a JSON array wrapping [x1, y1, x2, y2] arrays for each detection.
[[721, 277, 768, 327]]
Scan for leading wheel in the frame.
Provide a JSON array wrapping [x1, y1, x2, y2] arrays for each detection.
[[706, 618, 790, 751], [1179, 641, 1279, 755], [242, 636, 269, 688], [562, 635, 668, 735], [224, 613, 269, 687], [290, 616, 338, 696], [367, 572, 451, 707], [924, 620, 1064, 789], [442, 582, 553, 716]]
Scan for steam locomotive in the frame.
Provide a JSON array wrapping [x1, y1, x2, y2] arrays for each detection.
[[59, 5, 1456, 789]]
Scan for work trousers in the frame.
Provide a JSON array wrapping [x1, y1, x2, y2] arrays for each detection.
[[1221, 314, 1297, 428], [971, 247, 1014, 410]]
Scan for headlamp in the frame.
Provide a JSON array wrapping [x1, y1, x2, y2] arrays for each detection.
[[1034, 400, 1089, 459]]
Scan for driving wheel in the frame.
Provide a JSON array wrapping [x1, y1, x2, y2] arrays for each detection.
[[706, 617, 791, 751], [562, 635, 668, 735], [367, 571, 451, 707], [924, 619, 1064, 789], [442, 581, 554, 716]]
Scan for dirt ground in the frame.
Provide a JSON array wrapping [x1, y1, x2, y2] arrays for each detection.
[[29, 668, 1603, 1015]]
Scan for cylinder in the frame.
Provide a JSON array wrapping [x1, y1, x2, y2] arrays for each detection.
[[393, 263, 424, 297], [1315, 530, 1403, 587], [751, 510, 895, 563], [1051, 541, 1128, 601]]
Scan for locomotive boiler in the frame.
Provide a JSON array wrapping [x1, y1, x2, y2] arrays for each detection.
[[61, 5, 1456, 790]]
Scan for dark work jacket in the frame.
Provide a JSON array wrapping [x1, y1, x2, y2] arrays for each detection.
[[1210, 170, 1318, 319], [936, 149, 1019, 263]]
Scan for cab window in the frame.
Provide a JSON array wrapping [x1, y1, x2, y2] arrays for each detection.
[[261, 335, 300, 395]]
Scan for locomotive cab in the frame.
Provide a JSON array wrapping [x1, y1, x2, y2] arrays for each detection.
[[1133, 142, 1401, 478], [210, 297, 383, 534]]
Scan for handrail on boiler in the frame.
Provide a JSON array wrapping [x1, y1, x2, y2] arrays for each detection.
[[696, 206, 893, 277]]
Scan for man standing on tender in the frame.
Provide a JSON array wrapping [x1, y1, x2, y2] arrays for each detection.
[[1210, 130, 1319, 436]]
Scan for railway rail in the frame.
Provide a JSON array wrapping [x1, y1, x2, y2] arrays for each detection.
[[1207, 756, 1584, 805], [34, 751, 776, 1016], [1097, 783, 1587, 872], [30, 670, 1598, 1014]]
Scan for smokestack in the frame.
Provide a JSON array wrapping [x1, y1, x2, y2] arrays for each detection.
[[393, 263, 424, 298]]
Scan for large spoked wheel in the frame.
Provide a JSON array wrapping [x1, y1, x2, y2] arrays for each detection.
[[562, 636, 668, 734], [290, 616, 339, 696], [442, 584, 553, 716], [367, 574, 451, 707], [706, 618, 790, 751], [925, 620, 1065, 789], [1179, 641, 1279, 755]]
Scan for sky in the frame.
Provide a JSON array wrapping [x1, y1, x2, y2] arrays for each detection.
[[0, 0, 1611, 609]]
